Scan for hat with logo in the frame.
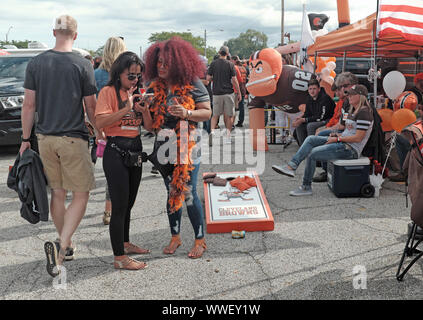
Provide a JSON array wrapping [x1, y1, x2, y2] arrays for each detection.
[[345, 84, 368, 96]]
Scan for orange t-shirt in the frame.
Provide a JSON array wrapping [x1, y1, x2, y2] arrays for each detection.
[[95, 86, 143, 138]]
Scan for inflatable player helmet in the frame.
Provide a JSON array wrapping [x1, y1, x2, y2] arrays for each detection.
[[394, 91, 418, 111]]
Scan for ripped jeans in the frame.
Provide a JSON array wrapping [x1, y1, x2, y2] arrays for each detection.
[[163, 163, 205, 239]]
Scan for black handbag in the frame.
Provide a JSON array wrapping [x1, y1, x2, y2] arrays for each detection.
[[109, 143, 147, 168]]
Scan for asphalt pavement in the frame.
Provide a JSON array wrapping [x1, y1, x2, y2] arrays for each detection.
[[1, 113, 422, 301]]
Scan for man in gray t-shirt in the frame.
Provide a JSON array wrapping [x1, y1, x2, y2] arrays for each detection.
[[20, 14, 98, 278]]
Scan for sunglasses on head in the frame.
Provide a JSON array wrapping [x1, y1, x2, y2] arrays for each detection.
[[127, 73, 142, 81]]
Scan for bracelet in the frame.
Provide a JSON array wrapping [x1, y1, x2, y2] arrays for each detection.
[[21, 135, 31, 142], [337, 136, 341, 142]]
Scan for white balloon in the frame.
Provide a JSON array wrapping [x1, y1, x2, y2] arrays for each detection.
[[383, 71, 406, 100], [321, 67, 330, 77], [326, 76, 334, 85], [326, 61, 336, 71]]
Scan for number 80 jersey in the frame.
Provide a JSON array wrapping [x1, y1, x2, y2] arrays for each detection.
[[248, 65, 311, 114]]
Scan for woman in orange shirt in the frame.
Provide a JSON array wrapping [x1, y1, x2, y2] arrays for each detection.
[[95, 52, 152, 270]]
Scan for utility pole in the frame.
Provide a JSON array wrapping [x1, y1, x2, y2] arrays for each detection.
[[204, 29, 207, 58], [281, 0, 285, 45], [6, 26, 13, 43]]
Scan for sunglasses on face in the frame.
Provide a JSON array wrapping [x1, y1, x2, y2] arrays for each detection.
[[127, 73, 142, 81]]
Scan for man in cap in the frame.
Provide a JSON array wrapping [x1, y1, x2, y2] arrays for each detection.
[[20, 14, 98, 277], [207, 45, 241, 145]]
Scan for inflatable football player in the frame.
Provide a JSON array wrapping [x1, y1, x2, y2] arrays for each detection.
[[246, 48, 313, 150]]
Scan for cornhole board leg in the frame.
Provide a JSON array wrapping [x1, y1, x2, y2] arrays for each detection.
[[203, 171, 274, 233]]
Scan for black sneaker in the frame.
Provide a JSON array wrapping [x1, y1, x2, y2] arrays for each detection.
[[312, 172, 327, 183], [54, 239, 75, 261], [235, 123, 243, 127], [44, 241, 61, 277]]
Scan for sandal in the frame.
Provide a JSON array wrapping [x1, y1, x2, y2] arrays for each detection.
[[188, 238, 207, 259], [163, 235, 182, 254], [114, 256, 147, 270], [124, 242, 150, 255]]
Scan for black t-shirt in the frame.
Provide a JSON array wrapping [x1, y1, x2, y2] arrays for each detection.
[[24, 50, 97, 140], [207, 58, 235, 95]]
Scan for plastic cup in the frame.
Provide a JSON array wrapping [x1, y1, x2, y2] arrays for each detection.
[[96, 139, 107, 158]]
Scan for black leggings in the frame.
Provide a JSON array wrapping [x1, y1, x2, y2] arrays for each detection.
[[103, 136, 143, 256]]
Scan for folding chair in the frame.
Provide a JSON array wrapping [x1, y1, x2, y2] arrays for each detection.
[[396, 120, 423, 281], [396, 222, 423, 281]]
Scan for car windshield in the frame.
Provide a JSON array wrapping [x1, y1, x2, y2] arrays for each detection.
[[0, 56, 31, 80]]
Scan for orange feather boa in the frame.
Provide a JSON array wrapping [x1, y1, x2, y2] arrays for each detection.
[[149, 79, 196, 213]]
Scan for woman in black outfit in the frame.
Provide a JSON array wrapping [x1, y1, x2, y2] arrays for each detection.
[[95, 52, 152, 270]]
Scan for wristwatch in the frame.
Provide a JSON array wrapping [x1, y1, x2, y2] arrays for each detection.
[[21, 135, 31, 142], [186, 110, 193, 120]]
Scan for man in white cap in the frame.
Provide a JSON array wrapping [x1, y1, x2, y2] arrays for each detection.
[[20, 14, 98, 277]]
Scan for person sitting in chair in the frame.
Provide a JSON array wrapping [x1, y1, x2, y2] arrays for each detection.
[[272, 84, 374, 196]]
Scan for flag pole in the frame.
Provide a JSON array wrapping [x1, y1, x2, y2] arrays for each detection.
[[373, 0, 380, 109]]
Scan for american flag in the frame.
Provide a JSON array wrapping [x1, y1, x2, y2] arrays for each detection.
[[377, 0, 423, 43]]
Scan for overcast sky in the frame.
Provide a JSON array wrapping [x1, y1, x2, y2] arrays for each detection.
[[1, 0, 378, 56]]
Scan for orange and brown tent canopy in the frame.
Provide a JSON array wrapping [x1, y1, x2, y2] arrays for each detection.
[[307, 13, 423, 58]]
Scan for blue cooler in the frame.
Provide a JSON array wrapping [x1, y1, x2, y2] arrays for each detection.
[[327, 157, 374, 198]]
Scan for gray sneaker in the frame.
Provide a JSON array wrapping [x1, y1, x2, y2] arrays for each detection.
[[289, 185, 313, 196], [272, 164, 295, 177]]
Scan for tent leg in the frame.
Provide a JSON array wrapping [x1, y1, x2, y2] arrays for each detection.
[[396, 222, 423, 281]]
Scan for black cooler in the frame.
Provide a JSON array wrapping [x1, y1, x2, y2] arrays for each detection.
[[327, 157, 374, 198]]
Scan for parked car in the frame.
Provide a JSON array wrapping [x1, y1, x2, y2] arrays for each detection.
[[0, 47, 91, 146]]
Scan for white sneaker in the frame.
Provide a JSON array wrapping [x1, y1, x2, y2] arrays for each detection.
[[289, 185, 313, 196], [272, 164, 295, 177]]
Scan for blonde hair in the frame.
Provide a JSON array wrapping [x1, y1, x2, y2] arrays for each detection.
[[54, 15, 77, 38], [99, 37, 127, 72], [349, 94, 370, 114]]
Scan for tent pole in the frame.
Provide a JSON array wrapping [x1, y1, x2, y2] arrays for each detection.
[[373, 0, 380, 108], [342, 51, 347, 72], [314, 51, 317, 73]]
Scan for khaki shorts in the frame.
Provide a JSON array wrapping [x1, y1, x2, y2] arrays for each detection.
[[213, 93, 235, 116], [37, 134, 95, 192]]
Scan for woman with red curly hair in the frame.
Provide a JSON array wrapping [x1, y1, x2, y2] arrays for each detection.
[[144, 37, 211, 258]]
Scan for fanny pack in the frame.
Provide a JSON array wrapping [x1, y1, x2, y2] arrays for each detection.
[[109, 142, 147, 167]]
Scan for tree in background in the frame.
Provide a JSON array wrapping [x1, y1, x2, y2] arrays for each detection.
[[0, 40, 31, 48], [224, 29, 268, 59], [148, 31, 217, 63]]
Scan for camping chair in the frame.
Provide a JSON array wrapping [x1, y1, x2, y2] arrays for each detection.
[[396, 120, 423, 281]]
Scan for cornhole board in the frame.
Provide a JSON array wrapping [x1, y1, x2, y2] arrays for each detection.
[[203, 171, 274, 233]]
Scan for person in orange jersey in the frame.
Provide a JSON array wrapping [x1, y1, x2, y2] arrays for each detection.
[[96, 52, 152, 270]]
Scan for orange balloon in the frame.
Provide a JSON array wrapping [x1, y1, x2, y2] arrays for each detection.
[[330, 70, 336, 78], [391, 108, 417, 133], [310, 56, 315, 63], [328, 57, 336, 62], [377, 108, 394, 132], [393, 91, 418, 111]]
